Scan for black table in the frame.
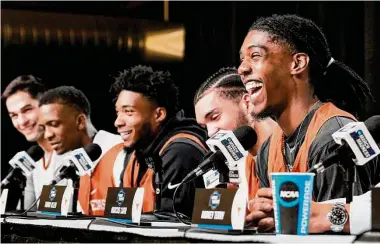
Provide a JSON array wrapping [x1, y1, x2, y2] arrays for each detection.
[[1, 216, 359, 243]]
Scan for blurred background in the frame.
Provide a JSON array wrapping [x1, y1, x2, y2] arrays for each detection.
[[2, 1, 380, 178]]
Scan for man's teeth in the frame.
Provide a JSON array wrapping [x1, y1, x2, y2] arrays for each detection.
[[121, 131, 132, 136], [245, 81, 263, 90]]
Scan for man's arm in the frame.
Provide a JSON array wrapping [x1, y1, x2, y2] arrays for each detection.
[[312, 181, 379, 234], [308, 117, 367, 201], [310, 187, 375, 234], [308, 202, 350, 233], [255, 138, 271, 188], [357, 156, 380, 189], [160, 140, 206, 218], [308, 141, 360, 201], [24, 174, 37, 210]]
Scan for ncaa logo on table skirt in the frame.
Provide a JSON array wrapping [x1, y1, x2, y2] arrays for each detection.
[[209, 190, 221, 210], [49, 187, 57, 201], [278, 181, 300, 207], [116, 189, 126, 206]]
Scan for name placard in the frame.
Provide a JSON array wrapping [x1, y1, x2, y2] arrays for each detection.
[[104, 187, 144, 224], [38, 185, 72, 215], [192, 188, 246, 230], [1, 189, 9, 214]]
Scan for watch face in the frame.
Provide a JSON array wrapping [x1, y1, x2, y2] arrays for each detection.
[[329, 207, 348, 225]]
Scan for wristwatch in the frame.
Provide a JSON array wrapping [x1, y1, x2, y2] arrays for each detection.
[[327, 202, 349, 232]]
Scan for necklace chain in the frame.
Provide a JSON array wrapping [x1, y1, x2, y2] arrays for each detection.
[[43, 152, 53, 170], [283, 101, 321, 169]]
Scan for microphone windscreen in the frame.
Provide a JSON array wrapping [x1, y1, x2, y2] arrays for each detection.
[[233, 125, 257, 150], [364, 115, 380, 142], [83, 143, 102, 161], [26, 145, 44, 161]]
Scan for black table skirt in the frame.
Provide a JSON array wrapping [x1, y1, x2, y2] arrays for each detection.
[[1, 222, 188, 243]]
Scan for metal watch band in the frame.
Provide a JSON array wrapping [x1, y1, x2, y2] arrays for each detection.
[[328, 202, 348, 233]]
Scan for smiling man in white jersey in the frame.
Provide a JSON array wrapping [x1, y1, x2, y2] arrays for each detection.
[[2, 75, 67, 210]]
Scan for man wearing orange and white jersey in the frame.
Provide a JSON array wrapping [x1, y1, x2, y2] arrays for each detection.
[[2, 75, 66, 210], [194, 67, 276, 211], [38, 86, 123, 215]]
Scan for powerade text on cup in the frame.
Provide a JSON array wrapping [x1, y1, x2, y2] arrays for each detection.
[[271, 173, 315, 235]]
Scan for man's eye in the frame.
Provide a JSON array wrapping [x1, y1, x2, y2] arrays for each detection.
[[124, 109, 134, 114], [50, 121, 59, 127], [211, 114, 220, 121]]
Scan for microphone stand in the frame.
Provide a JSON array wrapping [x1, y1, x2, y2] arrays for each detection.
[[54, 165, 82, 215], [214, 160, 230, 188], [69, 176, 81, 215], [339, 153, 356, 203], [141, 152, 164, 213], [154, 162, 163, 212], [14, 170, 27, 211], [19, 178, 26, 211], [345, 164, 355, 203], [64, 166, 82, 215]]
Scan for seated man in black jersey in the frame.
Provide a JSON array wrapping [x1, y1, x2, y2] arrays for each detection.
[[238, 14, 378, 232]]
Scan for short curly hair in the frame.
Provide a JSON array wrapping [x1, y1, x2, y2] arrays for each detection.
[[110, 65, 180, 117], [194, 67, 246, 105], [39, 86, 91, 117]]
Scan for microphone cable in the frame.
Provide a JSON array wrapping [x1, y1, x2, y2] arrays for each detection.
[[172, 172, 203, 225], [20, 195, 41, 216], [19, 175, 69, 216]]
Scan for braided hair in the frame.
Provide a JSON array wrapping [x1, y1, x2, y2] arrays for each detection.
[[194, 67, 247, 105]]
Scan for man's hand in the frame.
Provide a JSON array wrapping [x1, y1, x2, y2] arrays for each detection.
[[246, 188, 275, 232], [309, 202, 350, 233], [308, 202, 331, 233]]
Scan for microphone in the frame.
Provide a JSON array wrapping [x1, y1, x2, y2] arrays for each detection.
[[188, 151, 226, 179], [183, 126, 257, 184], [309, 115, 380, 174], [206, 125, 257, 184], [207, 125, 257, 157], [1, 145, 44, 187], [51, 143, 102, 185]]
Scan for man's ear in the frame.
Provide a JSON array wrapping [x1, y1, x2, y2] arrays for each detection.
[[76, 114, 87, 130], [241, 93, 250, 111], [154, 107, 167, 123], [290, 53, 309, 75]]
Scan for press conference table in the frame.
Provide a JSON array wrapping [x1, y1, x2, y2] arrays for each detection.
[[0, 215, 361, 243]]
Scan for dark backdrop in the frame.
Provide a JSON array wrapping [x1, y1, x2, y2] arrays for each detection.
[[2, 2, 380, 181]]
